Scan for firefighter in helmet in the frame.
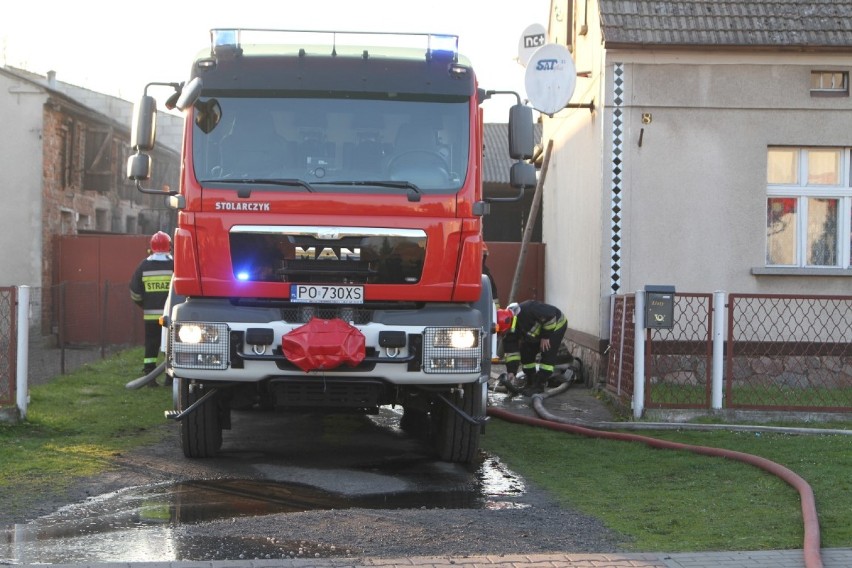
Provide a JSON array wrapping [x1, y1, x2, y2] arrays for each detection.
[[496, 300, 567, 396], [129, 231, 174, 383]]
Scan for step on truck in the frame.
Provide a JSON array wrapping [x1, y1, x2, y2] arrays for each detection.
[[127, 29, 535, 464]]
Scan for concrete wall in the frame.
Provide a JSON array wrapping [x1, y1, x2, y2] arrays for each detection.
[[0, 73, 45, 288]]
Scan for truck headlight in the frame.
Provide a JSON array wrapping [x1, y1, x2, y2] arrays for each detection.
[[423, 327, 481, 374], [170, 322, 229, 370], [176, 323, 221, 344]]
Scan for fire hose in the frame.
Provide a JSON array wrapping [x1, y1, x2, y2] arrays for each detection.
[[486, 379, 825, 568]]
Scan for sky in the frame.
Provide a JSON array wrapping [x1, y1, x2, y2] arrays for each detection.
[[0, 0, 550, 122]]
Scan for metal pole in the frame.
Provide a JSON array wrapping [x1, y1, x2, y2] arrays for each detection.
[[16, 286, 30, 419], [711, 290, 726, 410], [101, 280, 109, 359], [508, 139, 554, 305], [633, 290, 645, 419]]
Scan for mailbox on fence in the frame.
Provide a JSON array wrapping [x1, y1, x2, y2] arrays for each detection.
[[644, 285, 675, 329]]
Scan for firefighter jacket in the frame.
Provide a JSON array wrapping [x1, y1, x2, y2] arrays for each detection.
[[503, 300, 567, 375], [129, 253, 174, 321]]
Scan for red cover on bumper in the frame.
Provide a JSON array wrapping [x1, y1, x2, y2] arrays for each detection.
[[282, 317, 366, 372]]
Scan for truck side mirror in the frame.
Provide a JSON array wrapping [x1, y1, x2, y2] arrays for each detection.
[[130, 95, 157, 151], [510, 162, 537, 189], [508, 104, 534, 160], [126, 153, 152, 181], [175, 77, 203, 111]]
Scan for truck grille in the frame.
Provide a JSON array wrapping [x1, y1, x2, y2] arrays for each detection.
[[229, 227, 426, 285]]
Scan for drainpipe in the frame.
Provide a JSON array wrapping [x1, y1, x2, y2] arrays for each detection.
[[16, 286, 30, 419]]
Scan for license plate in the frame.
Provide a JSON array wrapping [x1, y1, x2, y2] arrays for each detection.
[[290, 284, 364, 304]]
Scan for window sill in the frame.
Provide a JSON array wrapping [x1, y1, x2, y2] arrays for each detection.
[[752, 267, 852, 276]]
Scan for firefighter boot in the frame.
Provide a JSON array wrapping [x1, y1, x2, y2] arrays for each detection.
[[521, 374, 545, 397]]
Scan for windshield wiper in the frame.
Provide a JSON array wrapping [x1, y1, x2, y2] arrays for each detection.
[[314, 180, 422, 202], [203, 178, 316, 194]]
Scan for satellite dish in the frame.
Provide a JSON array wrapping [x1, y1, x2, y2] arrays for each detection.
[[524, 43, 577, 115], [517, 23, 546, 68]]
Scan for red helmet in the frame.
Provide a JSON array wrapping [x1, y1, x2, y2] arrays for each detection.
[[495, 309, 515, 334], [150, 231, 171, 253]]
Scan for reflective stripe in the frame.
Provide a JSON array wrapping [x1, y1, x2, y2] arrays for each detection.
[[544, 315, 567, 331], [505, 353, 521, 363], [522, 363, 537, 371], [539, 363, 555, 372], [143, 357, 158, 364]]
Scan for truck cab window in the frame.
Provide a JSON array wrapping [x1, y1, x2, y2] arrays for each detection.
[[193, 97, 469, 193]]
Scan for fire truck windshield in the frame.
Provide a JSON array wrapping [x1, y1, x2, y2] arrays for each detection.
[[192, 96, 470, 193]]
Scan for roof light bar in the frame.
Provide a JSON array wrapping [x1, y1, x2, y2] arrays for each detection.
[[207, 29, 459, 62], [211, 29, 241, 56], [428, 34, 459, 62]]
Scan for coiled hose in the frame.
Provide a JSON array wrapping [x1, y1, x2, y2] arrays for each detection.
[[486, 378, 824, 568]]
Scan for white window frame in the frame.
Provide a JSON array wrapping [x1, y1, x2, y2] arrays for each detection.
[[766, 147, 852, 269], [810, 70, 849, 96]]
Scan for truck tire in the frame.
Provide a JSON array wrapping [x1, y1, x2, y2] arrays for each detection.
[[433, 380, 485, 464], [177, 378, 223, 458], [430, 275, 492, 463]]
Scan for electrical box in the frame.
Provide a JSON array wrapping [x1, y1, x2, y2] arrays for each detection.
[[644, 285, 675, 329]]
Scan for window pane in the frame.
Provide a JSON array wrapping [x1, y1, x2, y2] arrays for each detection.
[[806, 198, 838, 266], [807, 149, 840, 185], [767, 148, 798, 184], [766, 198, 797, 265]]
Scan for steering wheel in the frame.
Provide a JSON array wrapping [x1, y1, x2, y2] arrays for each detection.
[[387, 150, 450, 174]]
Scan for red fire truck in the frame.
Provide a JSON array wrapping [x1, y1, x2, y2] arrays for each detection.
[[128, 29, 534, 463]]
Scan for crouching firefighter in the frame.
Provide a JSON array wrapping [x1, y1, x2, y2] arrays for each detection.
[[496, 300, 567, 396], [129, 231, 174, 382]]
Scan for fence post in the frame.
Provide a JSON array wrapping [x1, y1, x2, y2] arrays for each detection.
[[633, 290, 646, 419], [712, 290, 726, 410], [16, 286, 29, 419], [101, 280, 109, 359]]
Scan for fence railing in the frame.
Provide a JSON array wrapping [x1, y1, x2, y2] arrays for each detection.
[[607, 291, 852, 414], [727, 294, 852, 411], [0, 288, 16, 406], [0, 282, 143, 398]]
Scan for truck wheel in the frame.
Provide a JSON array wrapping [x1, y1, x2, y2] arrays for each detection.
[[433, 381, 485, 464], [177, 378, 223, 458]]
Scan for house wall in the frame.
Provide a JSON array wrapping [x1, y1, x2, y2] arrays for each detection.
[[540, 0, 852, 384], [0, 73, 45, 289], [615, 53, 852, 298], [542, 0, 608, 344]]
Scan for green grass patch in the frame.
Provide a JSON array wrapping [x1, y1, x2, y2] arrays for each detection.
[[0, 348, 170, 517], [648, 382, 852, 408], [482, 419, 852, 551]]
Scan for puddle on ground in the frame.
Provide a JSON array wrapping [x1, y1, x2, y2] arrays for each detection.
[[1, 454, 526, 564]]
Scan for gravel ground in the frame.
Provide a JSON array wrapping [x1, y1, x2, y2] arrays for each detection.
[[5, 341, 628, 561]]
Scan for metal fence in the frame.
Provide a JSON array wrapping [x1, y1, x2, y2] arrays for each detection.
[[0, 282, 143, 406], [0, 288, 16, 406], [727, 294, 852, 411], [49, 281, 143, 351], [607, 292, 852, 414]]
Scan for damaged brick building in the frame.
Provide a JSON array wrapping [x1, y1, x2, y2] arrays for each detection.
[[0, 66, 181, 335]]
